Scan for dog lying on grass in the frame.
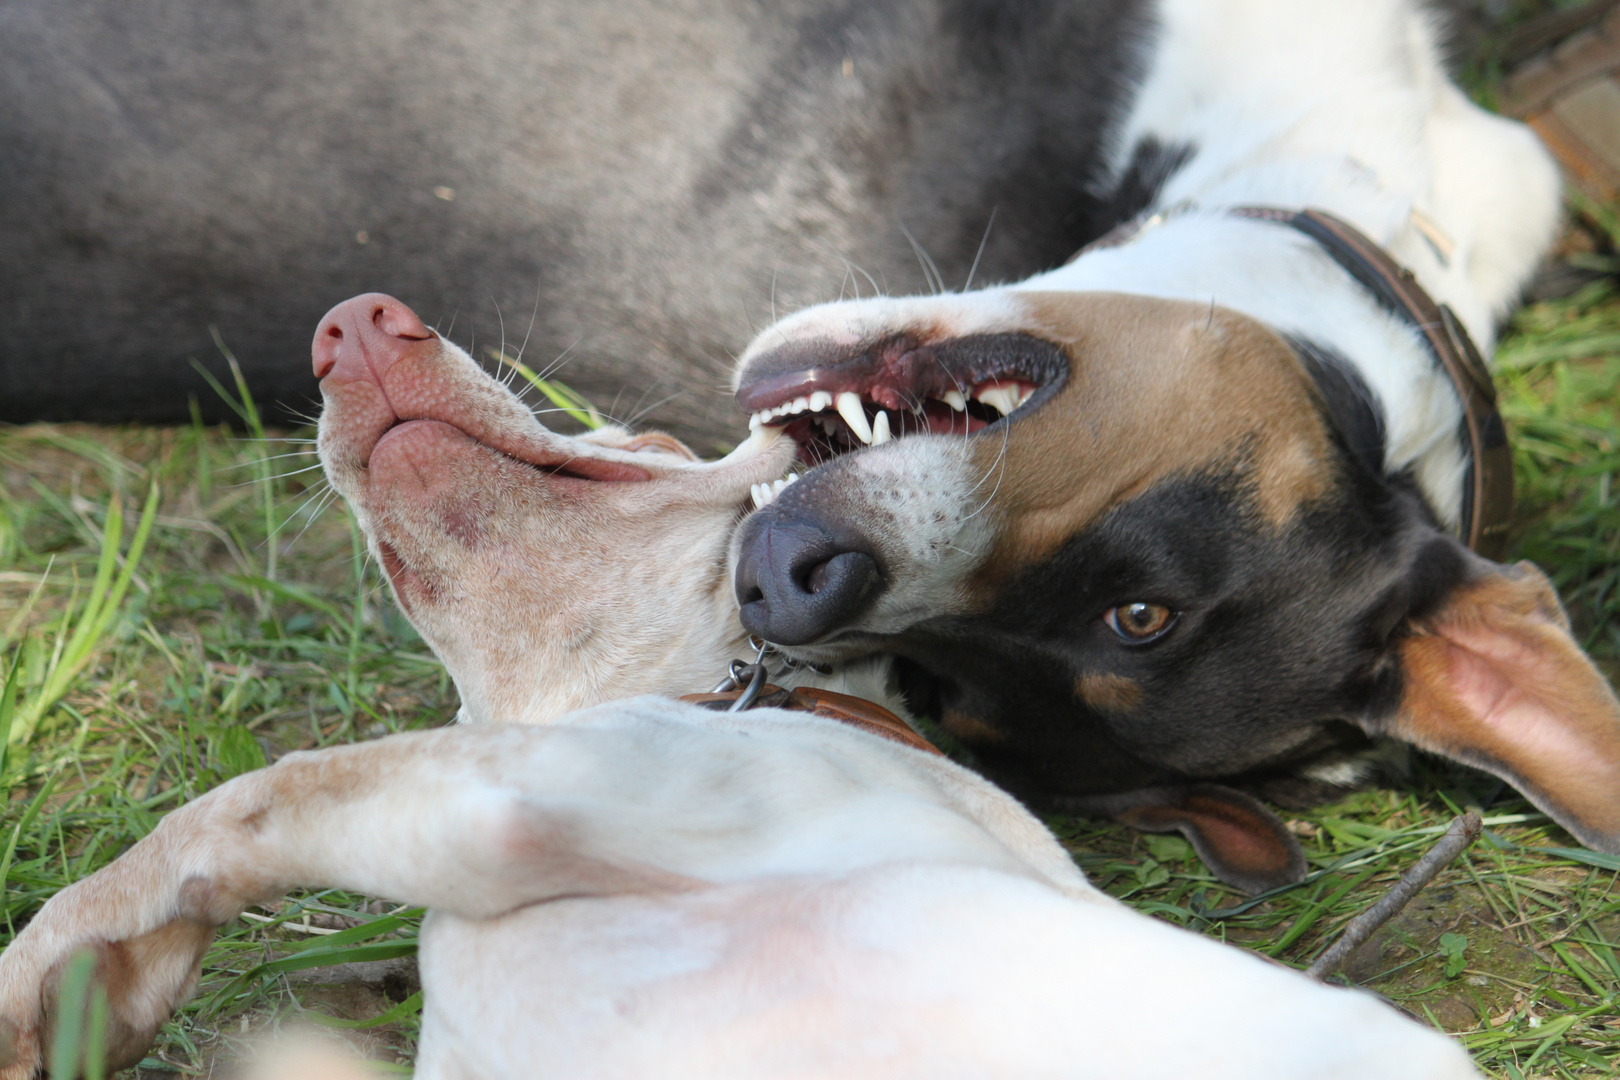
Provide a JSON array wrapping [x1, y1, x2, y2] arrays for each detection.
[[726, 0, 1620, 892], [0, 294, 1480, 1079]]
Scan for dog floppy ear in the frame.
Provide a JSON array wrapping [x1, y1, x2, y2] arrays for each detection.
[[1380, 554, 1620, 852], [1111, 784, 1308, 895]]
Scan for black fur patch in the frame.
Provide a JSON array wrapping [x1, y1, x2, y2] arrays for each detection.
[[888, 455, 1470, 803], [1290, 336, 1386, 477], [1102, 137, 1196, 226]]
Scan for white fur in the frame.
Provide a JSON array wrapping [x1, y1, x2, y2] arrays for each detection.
[[742, 0, 1561, 533], [0, 706, 1477, 1079], [1018, 0, 1561, 528]]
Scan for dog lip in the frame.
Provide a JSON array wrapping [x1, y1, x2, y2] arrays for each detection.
[[735, 332, 1066, 414], [735, 371, 850, 413], [733, 332, 1068, 464], [369, 418, 653, 483]]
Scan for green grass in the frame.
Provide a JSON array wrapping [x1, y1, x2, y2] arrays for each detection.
[[2, 220, 1619, 1076], [0, 416, 454, 1072]]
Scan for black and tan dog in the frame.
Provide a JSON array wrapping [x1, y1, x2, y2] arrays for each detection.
[[729, 0, 1618, 891]]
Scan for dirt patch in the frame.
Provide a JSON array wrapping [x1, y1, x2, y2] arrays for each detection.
[[1340, 882, 1573, 1034]]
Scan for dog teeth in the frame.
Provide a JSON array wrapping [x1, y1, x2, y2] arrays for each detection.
[[748, 384, 1017, 441], [749, 472, 801, 511], [973, 385, 1021, 418], [744, 424, 780, 449], [836, 391, 873, 444], [749, 389, 841, 431], [719, 424, 783, 462]]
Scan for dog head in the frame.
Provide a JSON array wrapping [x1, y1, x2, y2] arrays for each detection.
[[732, 289, 1620, 888], [315, 293, 793, 725]]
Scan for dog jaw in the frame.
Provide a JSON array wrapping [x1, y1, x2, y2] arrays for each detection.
[[315, 297, 797, 724], [731, 283, 1620, 874], [730, 290, 1388, 795]]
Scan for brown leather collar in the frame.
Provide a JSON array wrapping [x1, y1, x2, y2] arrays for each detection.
[[1231, 207, 1513, 558], [680, 684, 943, 756], [1070, 205, 1513, 558]]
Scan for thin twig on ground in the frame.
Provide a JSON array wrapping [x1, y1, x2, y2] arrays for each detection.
[[1305, 810, 1483, 981]]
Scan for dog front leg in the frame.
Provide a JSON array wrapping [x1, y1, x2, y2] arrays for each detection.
[[0, 761, 292, 1080], [0, 722, 724, 1079], [0, 729, 529, 1077]]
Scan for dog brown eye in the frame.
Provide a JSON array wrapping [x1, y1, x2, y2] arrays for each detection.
[[1105, 603, 1176, 642]]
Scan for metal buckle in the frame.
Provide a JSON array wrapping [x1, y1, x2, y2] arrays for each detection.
[[708, 638, 770, 712]]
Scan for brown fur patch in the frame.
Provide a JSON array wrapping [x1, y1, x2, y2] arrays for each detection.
[[175, 876, 226, 926], [0, 1017, 19, 1069], [1395, 561, 1620, 847], [941, 708, 1004, 744], [1076, 673, 1142, 713], [968, 293, 1335, 592]]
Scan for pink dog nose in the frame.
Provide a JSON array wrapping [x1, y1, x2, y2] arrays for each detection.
[[312, 293, 435, 382]]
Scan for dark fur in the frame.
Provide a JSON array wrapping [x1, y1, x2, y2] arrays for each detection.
[[0, 0, 1157, 437], [889, 438, 1463, 804]]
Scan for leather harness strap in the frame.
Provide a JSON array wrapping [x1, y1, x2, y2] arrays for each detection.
[[1231, 207, 1513, 559], [680, 684, 943, 756], [1070, 204, 1514, 558]]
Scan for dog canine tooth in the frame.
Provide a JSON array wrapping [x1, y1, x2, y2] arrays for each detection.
[[941, 389, 967, 413], [973, 385, 1019, 418], [1015, 385, 1036, 410], [836, 391, 873, 444], [871, 409, 892, 445], [809, 390, 833, 412], [718, 424, 782, 463], [747, 424, 782, 449]]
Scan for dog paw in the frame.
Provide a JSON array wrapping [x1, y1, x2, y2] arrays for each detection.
[[0, 910, 219, 1079], [0, 1014, 39, 1080]]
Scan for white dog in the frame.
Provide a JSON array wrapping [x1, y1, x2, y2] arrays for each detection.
[[0, 288, 1477, 1078]]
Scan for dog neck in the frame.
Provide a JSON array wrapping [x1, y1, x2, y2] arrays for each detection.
[[1019, 205, 1470, 530], [1016, 137, 1554, 540], [1004, 0, 1560, 534]]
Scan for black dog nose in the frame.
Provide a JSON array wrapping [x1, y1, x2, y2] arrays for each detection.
[[734, 513, 882, 645]]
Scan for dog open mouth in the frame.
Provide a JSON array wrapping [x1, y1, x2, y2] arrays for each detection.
[[734, 332, 1069, 501]]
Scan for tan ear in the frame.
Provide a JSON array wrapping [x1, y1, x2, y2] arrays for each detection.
[[1392, 559, 1620, 853], [1115, 784, 1308, 895]]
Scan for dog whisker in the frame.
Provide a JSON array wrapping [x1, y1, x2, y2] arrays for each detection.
[[961, 206, 998, 293]]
